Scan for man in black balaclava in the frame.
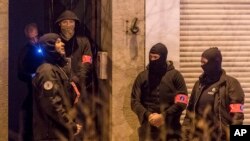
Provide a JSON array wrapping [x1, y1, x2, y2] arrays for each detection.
[[200, 47, 222, 85], [148, 43, 168, 91], [182, 47, 245, 141], [32, 33, 82, 141], [131, 43, 188, 141], [148, 43, 168, 74]]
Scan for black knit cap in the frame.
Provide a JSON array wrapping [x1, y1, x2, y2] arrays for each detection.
[[39, 33, 60, 49], [39, 33, 66, 65], [55, 10, 80, 24], [202, 47, 222, 62], [149, 43, 168, 60]]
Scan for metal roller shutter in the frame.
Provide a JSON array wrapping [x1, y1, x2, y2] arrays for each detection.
[[180, 0, 250, 124]]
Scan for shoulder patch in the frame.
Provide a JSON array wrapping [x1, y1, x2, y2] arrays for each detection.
[[43, 81, 53, 90]]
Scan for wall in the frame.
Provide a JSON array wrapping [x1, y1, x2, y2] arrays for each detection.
[[146, 0, 180, 68], [111, 0, 145, 141], [0, 0, 8, 141], [100, 0, 112, 140]]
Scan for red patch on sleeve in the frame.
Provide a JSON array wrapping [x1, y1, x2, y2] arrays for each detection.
[[82, 55, 92, 64], [175, 94, 188, 105], [230, 104, 243, 113]]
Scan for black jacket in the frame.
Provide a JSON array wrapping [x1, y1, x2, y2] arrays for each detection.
[[62, 35, 92, 83], [182, 70, 245, 141], [18, 42, 44, 82], [32, 63, 77, 141], [131, 61, 188, 140]]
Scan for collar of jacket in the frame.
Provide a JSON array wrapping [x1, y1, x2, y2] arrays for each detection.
[[199, 69, 227, 87]]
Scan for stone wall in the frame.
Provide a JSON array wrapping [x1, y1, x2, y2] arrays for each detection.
[[0, 0, 8, 141], [111, 0, 145, 141]]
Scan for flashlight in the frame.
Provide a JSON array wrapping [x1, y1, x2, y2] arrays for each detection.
[[35, 44, 43, 55], [37, 48, 42, 53]]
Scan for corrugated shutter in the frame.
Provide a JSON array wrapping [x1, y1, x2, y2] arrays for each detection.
[[180, 0, 250, 124]]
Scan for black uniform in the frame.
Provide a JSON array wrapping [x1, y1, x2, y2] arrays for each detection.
[[55, 10, 93, 92], [131, 62, 187, 140], [131, 43, 188, 141], [182, 70, 245, 141], [182, 48, 245, 141], [32, 63, 77, 141], [56, 10, 98, 141], [32, 33, 79, 141], [61, 35, 92, 94]]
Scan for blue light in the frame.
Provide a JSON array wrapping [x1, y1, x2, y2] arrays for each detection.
[[35, 44, 44, 56], [37, 48, 42, 53], [37, 47, 43, 56]]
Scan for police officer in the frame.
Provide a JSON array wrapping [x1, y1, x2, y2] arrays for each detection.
[[32, 33, 81, 141], [55, 10, 99, 140], [131, 43, 188, 141], [55, 10, 93, 94], [182, 47, 245, 141]]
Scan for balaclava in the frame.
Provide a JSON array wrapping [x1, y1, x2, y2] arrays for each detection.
[[148, 43, 168, 91], [149, 43, 168, 74], [200, 47, 222, 85], [55, 10, 80, 41], [39, 33, 66, 66]]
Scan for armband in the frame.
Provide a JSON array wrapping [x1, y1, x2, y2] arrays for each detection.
[[82, 55, 92, 64], [229, 104, 243, 113], [175, 94, 188, 105]]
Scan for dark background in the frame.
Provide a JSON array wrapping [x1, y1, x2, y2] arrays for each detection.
[[9, 0, 101, 140], [9, 1, 45, 140]]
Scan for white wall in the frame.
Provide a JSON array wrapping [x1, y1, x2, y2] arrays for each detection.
[[146, 0, 180, 69]]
